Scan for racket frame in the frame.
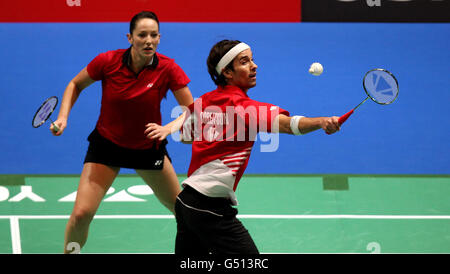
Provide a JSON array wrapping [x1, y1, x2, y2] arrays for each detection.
[[338, 68, 399, 125], [363, 68, 399, 106], [32, 96, 59, 130]]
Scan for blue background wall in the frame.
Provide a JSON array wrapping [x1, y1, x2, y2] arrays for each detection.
[[0, 23, 449, 174]]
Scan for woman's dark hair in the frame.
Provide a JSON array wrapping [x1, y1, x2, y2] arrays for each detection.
[[207, 40, 241, 86], [129, 11, 160, 34]]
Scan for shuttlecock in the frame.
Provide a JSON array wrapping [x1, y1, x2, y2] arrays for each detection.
[[309, 62, 323, 76]]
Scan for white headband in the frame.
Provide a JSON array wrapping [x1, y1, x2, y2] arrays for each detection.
[[215, 43, 251, 75]]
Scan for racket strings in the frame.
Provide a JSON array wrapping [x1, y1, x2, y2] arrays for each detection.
[[363, 69, 399, 105], [32, 96, 58, 128]]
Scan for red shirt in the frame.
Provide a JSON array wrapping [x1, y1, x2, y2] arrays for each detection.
[[87, 48, 190, 149], [181, 85, 289, 202]]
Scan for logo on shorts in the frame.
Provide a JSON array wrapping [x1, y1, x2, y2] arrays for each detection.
[[154, 160, 163, 166]]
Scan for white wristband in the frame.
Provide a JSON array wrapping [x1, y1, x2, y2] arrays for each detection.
[[290, 115, 304, 135]]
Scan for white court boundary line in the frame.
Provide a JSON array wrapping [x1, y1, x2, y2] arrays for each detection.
[[2, 214, 450, 254], [9, 216, 21, 254], [2, 214, 450, 220]]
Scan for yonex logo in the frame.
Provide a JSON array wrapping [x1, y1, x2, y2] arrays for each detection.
[[0, 186, 45, 202], [154, 160, 163, 166], [147, 83, 154, 88], [373, 74, 394, 96], [66, 0, 81, 7], [368, 72, 395, 97], [0, 185, 155, 203]]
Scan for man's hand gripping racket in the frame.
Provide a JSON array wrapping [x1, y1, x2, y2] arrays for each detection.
[[332, 69, 399, 131]]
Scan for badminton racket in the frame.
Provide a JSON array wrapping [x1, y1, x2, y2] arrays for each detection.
[[338, 68, 399, 125], [32, 96, 60, 132]]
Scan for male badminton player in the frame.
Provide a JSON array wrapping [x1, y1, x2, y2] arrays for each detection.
[[145, 40, 340, 254]]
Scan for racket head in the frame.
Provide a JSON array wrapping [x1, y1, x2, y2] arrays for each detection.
[[363, 69, 399, 105], [32, 96, 58, 128]]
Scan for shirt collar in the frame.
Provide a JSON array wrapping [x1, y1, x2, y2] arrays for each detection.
[[218, 85, 249, 97], [122, 47, 159, 70]]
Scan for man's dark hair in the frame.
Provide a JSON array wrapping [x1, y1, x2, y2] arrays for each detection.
[[207, 40, 241, 86]]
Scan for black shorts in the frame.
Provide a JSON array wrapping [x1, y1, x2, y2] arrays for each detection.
[[175, 185, 259, 254], [83, 128, 171, 170]]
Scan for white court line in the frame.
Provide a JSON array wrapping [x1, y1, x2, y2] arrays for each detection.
[[238, 215, 450, 219], [9, 217, 22, 254], [1, 214, 450, 220], [2, 214, 449, 254]]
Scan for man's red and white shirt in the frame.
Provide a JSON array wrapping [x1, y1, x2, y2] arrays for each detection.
[[181, 85, 289, 205]]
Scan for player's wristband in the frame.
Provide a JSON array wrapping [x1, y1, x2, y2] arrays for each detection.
[[290, 115, 304, 135]]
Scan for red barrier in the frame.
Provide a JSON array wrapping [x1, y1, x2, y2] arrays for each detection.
[[0, 0, 301, 22]]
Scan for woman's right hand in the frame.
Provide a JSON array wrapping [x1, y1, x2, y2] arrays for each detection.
[[50, 118, 67, 136]]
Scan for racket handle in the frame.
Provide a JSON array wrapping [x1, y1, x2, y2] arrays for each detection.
[[325, 109, 355, 135], [51, 122, 60, 133], [338, 109, 354, 125], [325, 109, 354, 135]]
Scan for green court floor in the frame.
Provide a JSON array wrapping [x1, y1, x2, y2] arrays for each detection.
[[0, 174, 449, 254]]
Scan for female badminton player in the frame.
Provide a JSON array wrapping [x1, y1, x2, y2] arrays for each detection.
[[145, 40, 340, 254], [51, 11, 194, 253]]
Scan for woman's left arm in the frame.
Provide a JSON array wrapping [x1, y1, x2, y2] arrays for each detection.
[[145, 86, 194, 141], [173, 86, 194, 108]]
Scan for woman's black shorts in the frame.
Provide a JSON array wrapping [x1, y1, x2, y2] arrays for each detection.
[[83, 128, 171, 170]]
